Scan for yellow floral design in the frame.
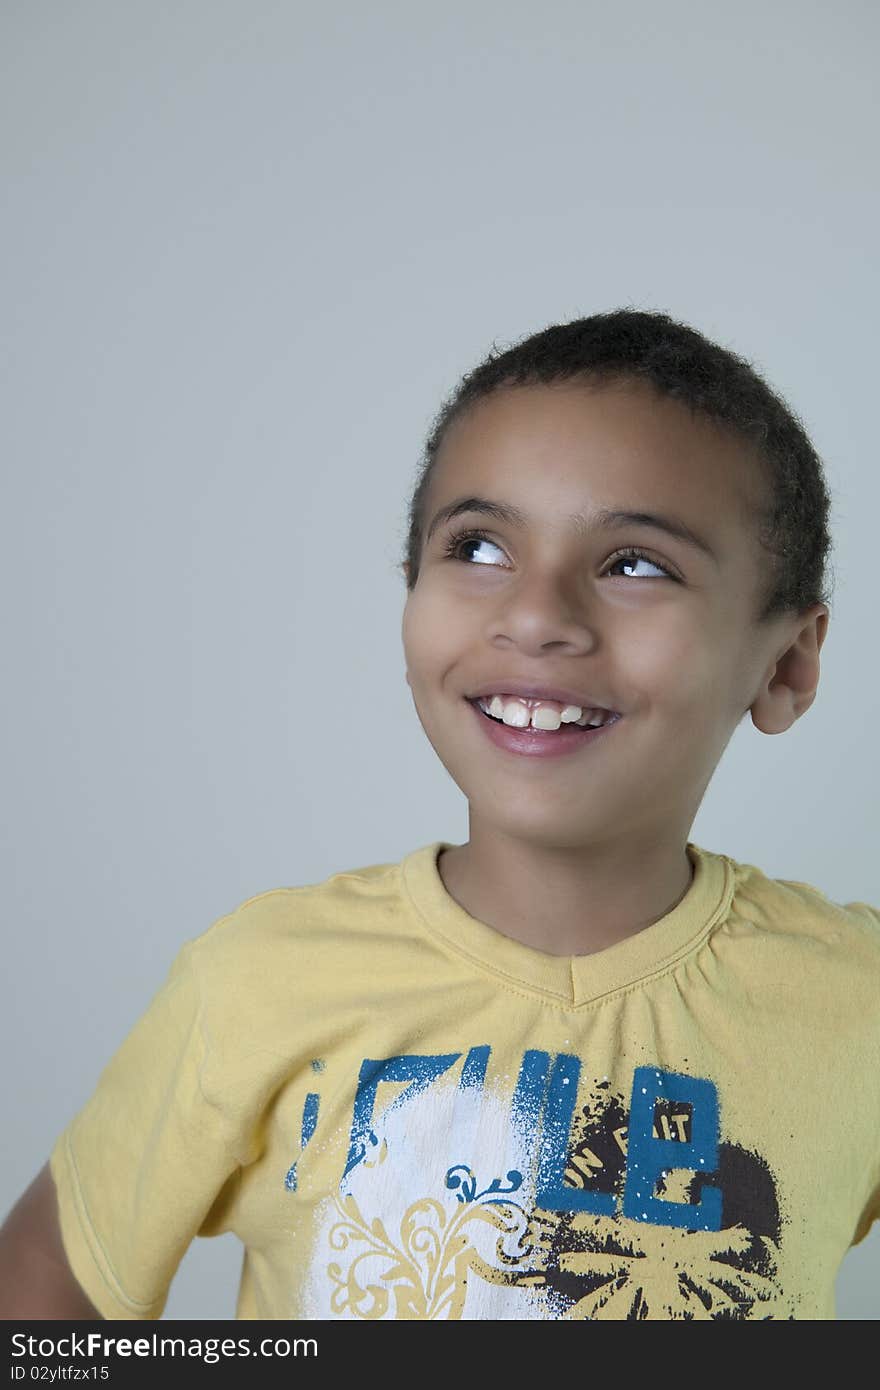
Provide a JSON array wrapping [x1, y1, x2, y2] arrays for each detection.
[[327, 1189, 552, 1319], [547, 1210, 783, 1319]]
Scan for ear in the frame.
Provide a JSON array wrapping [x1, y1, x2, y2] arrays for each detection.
[[749, 604, 830, 734], [402, 561, 411, 586]]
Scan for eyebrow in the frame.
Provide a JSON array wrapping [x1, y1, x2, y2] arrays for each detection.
[[425, 494, 719, 566]]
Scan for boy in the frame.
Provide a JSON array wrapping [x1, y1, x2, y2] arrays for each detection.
[[2, 310, 877, 1320]]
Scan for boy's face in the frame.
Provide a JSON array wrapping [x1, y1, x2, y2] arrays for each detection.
[[401, 380, 825, 852]]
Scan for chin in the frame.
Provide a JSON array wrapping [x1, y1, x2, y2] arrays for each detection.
[[468, 803, 599, 847]]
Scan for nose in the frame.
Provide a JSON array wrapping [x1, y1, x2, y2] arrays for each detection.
[[484, 568, 599, 654]]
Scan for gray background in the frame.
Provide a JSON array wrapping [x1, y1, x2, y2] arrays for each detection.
[[2, 1, 877, 1319]]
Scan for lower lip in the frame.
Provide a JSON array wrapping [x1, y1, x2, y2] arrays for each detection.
[[466, 700, 622, 758]]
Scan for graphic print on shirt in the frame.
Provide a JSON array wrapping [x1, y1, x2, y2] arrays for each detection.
[[288, 1046, 794, 1320]]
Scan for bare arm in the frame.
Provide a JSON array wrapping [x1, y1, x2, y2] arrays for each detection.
[[0, 1162, 102, 1319]]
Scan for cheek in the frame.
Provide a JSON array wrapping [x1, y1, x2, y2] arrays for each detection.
[[626, 619, 736, 727], [625, 622, 709, 695], [401, 591, 457, 679]]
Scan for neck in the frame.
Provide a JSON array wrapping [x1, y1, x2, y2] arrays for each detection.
[[437, 821, 695, 957]]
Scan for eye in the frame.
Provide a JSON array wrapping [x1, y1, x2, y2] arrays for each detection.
[[441, 527, 508, 566], [604, 548, 678, 581], [442, 528, 678, 581]]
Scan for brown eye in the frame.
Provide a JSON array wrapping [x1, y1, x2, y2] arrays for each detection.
[[605, 548, 677, 581], [442, 528, 507, 565]]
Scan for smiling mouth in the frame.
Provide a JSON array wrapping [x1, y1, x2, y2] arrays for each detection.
[[465, 697, 622, 756], [466, 697, 619, 732]]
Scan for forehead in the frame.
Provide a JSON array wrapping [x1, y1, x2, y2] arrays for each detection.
[[429, 380, 767, 551]]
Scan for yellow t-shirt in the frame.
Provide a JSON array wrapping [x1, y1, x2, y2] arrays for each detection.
[[50, 840, 880, 1321]]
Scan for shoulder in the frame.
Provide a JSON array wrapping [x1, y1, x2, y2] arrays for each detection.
[[181, 853, 414, 995], [144, 855, 418, 1118], [718, 847, 880, 972]]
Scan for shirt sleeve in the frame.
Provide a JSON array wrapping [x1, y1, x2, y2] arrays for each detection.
[[49, 939, 240, 1320], [843, 899, 880, 1248], [851, 1172, 880, 1247]]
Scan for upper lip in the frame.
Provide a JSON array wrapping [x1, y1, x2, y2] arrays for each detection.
[[466, 681, 620, 713]]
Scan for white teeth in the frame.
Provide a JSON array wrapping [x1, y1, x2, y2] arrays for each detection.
[[502, 702, 531, 728], [477, 696, 615, 731], [531, 705, 566, 731]]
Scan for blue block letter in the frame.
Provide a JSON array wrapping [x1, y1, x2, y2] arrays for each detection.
[[622, 1066, 722, 1230]]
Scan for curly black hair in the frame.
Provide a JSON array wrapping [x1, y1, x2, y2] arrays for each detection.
[[400, 309, 835, 624]]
